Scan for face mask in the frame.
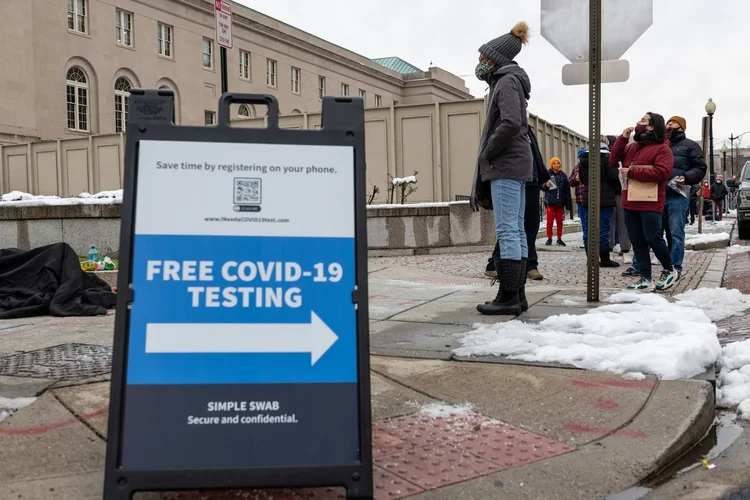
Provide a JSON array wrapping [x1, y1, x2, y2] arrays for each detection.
[[634, 124, 648, 136], [551, 163, 561, 171], [475, 61, 493, 82]]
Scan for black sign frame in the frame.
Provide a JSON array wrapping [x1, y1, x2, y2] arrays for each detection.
[[103, 89, 373, 499]]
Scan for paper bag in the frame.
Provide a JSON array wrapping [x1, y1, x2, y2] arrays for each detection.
[[627, 165, 659, 202]]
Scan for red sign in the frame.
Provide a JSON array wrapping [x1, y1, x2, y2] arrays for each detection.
[[215, 0, 232, 49]]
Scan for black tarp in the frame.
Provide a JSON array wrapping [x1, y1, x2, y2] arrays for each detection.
[[0, 242, 116, 319]]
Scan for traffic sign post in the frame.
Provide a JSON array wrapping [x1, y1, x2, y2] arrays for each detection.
[[542, 0, 653, 302], [215, 0, 232, 93], [586, 0, 602, 303], [104, 89, 374, 499]]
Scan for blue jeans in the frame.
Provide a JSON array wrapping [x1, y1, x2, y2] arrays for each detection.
[[491, 179, 527, 261], [579, 205, 614, 251], [664, 195, 689, 273], [578, 203, 588, 246]]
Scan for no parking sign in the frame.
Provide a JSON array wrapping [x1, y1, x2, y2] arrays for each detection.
[[104, 90, 373, 499]]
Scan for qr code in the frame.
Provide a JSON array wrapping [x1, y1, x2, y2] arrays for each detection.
[[234, 178, 261, 204]]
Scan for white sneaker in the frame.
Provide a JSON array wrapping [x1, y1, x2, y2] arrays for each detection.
[[623, 253, 633, 264], [656, 268, 678, 291], [627, 278, 655, 292]]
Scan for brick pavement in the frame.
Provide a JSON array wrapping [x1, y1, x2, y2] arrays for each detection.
[[370, 247, 714, 295], [717, 235, 750, 345]]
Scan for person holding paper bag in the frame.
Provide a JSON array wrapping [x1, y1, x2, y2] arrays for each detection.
[[609, 112, 677, 292], [660, 116, 707, 280]]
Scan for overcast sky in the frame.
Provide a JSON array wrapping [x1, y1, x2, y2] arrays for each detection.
[[236, 0, 749, 148]]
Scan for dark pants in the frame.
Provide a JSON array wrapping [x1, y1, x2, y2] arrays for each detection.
[[624, 209, 672, 281], [580, 206, 614, 251], [491, 183, 541, 271], [689, 197, 697, 224]]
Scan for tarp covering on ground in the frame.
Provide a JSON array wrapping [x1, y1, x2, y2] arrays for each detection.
[[0, 243, 116, 319]]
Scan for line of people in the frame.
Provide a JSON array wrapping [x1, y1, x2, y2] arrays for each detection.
[[470, 21, 709, 316]]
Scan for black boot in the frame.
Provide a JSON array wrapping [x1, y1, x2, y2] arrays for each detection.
[[519, 258, 529, 312], [477, 260, 522, 316], [599, 250, 620, 268]]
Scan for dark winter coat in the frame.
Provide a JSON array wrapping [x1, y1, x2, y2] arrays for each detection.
[[609, 135, 674, 212], [667, 132, 707, 197], [579, 149, 620, 209], [529, 129, 551, 188], [544, 169, 571, 208], [476, 63, 533, 184], [711, 181, 728, 201], [471, 127, 548, 211]]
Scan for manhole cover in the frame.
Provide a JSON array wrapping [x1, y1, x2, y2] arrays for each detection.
[[0, 343, 112, 381]]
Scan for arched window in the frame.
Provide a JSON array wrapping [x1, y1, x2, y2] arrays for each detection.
[[114, 77, 131, 133], [66, 66, 88, 131], [238, 104, 251, 118]]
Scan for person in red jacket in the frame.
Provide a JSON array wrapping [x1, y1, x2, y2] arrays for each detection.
[[610, 112, 677, 292]]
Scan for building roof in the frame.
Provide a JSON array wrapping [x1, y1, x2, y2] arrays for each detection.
[[371, 57, 423, 75]]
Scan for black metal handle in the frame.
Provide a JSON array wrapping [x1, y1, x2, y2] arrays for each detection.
[[217, 93, 279, 129]]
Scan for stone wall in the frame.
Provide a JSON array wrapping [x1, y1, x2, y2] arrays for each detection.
[[0, 201, 582, 257], [0, 204, 121, 258]]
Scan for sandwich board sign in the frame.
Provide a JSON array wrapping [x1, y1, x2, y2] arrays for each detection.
[[104, 89, 373, 499]]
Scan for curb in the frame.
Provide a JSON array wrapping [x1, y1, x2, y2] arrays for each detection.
[[698, 250, 728, 289], [640, 380, 716, 483]]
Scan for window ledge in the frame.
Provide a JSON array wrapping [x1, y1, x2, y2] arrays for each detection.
[[68, 29, 91, 39], [65, 129, 92, 136], [203, 66, 216, 73], [117, 43, 135, 51], [158, 54, 175, 62]]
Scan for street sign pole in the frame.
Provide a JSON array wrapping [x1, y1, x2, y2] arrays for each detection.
[[220, 47, 228, 94], [103, 90, 373, 499], [587, 0, 602, 303], [215, 0, 232, 94]]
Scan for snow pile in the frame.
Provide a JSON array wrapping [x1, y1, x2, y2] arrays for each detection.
[[674, 288, 750, 322], [717, 339, 750, 418], [419, 402, 474, 419], [454, 290, 750, 380], [0, 396, 37, 423], [0, 189, 123, 206], [727, 245, 750, 255], [391, 175, 417, 186], [685, 232, 730, 246]]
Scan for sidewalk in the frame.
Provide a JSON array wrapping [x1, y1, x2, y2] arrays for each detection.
[[0, 240, 735, 500]]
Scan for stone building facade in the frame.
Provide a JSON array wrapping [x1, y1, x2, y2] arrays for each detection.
[[0, 0, 472, 144]]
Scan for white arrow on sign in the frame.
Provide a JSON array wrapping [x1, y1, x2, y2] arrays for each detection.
[[144, 312, 339, 365]]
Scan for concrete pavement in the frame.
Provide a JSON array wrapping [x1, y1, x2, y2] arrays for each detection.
[[0, 241, 735, 500]]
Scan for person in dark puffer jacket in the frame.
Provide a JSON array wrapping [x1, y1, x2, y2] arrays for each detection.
[[662, 116, 707, 279], [578, 144, 621, 267], [544, 157, 571, 246]]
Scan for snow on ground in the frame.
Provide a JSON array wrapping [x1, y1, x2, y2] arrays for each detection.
[[0, 189, 122, 206], [674, 288, 750, 322], [0, 396, 37, 423], [685, 232, 730, 246], [717, 340, 750, 417], [454, 288, 750, 382], [727, 245, 750, 255], [419, 402, 474, 419], [686, 219, 735, 235]]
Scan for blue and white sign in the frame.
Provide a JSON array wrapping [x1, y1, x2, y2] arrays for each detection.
[[121, 140, 360, 470]]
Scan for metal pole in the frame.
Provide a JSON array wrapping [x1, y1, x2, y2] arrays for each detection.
[[730, 134, 735, 178], [587, 0, 601, 303], [723, 151, 729, 214], [220, 46, 228, 94], [709, 114, 715, 183]]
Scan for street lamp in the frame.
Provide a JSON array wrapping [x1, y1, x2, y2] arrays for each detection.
[[705, 98, 716, 183]]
